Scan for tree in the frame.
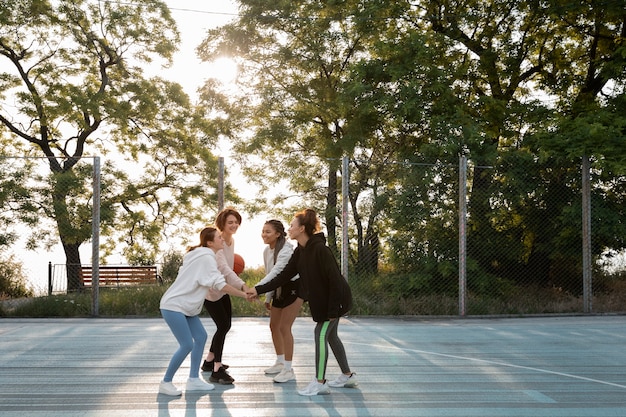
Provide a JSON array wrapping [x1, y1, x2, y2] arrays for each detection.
[[0, 0, 229, 290], [197, 0, 624, 295], [196, 0, 415, 271], [382, 0, 626, 288]]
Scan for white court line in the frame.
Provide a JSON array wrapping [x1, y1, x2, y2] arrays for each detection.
[[345, 340, 626, 390]]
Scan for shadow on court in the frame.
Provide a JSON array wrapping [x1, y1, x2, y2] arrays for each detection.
[[1, 315, 626, 416]]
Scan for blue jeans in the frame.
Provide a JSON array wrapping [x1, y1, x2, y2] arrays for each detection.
[[161, 309, 207, 382]]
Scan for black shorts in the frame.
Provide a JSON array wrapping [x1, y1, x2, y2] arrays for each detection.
[[271, 279, 300, 309]]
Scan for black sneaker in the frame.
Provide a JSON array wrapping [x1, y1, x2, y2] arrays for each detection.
[[201, 360, 229, 372], [209, 366, 235, 384]]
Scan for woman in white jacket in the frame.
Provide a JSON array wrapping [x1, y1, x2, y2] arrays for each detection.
[[257, 219, 302, 383], [159, 227, 247, 397]]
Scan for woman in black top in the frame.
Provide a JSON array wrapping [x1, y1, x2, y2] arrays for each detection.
[[247, 208, 357, 396]]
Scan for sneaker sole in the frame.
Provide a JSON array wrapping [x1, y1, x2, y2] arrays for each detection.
[[209, 378, 234, 385], [298, 388, 330, 397], [298, 389, 330, 396], [273, 376, 295, 383], [159, 389, 182, 396], [328, 382, 359, 388]]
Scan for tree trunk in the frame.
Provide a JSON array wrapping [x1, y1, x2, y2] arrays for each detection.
[[63, 241, 83, 292], [50, 169, 85, 292]]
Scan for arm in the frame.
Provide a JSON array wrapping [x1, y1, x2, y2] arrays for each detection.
[[319, 246, 344, 319], [216, 249, 246, 290], [258, 243, 296, 286], [254, 248, 300, 295], [260, 243, 298, 303], [221, 283, 247, 299]]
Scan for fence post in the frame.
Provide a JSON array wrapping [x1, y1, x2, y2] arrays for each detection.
[[459, 155, 467, 316], [582, 155, 592, 313], [48, 261, 52, 296], [218, 157, 224, 212], [341, 156, 349, 280], [91, 157, 101, 317]]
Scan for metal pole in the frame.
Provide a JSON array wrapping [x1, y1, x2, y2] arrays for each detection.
[[582, 155, 592, 313], [458, 155, 467, 316], [91, 157, 101, 317], [341, 156, 349, 280], [218, 157, 224, 212], [48, 262, 52, 296]]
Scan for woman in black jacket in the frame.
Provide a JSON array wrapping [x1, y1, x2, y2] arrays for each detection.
[[247, 208, 357, 396]]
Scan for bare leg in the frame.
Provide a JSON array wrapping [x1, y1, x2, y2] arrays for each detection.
[[277, 297, 303, 361]]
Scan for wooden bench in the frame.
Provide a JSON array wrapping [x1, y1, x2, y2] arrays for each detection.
[[80, 265, 162, 287]]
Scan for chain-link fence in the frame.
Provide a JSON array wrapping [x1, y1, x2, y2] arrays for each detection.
[[0, 156, 100, 299], [3, 155, 625, 317], [344, 155, 626, 316]]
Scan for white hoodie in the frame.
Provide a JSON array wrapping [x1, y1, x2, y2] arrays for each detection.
[[160, 247, 227, 316], [258, 240, 299, 303]]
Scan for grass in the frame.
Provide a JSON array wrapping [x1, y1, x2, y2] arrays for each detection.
[[0, 268, 309, 318], [2, 270, 626, 318]]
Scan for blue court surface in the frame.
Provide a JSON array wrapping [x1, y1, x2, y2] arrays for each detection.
[[1, 315, 626, 417]]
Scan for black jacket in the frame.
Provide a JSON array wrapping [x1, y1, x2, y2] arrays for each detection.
[[255, 233, 352, 322]]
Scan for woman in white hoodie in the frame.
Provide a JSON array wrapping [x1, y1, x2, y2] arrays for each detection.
[[159, 227, 247, 397]]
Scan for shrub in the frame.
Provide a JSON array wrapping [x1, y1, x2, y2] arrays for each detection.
[[0, 254, 33, 299]]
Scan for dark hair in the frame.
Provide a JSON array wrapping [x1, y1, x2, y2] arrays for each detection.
[[187, 227, 218, 252], [265, 219, 287, 264], [215, 207, 242, 232], [294, 208, 320, 237]]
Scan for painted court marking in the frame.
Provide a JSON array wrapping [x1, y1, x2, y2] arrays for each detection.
[[345, 340, 626, 390]]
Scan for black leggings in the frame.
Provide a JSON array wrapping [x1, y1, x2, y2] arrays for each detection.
[[203, 295, 232, 363]]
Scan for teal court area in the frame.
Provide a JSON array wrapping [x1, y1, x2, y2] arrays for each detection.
[[1, 315, 626, 417]]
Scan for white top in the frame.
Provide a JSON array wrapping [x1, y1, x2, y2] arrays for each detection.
[[205, 238, 245, 302], [258, 241, 299, 303], [160, 247, 227, 316]]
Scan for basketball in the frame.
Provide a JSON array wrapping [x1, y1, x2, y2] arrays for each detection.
[[233, 253, 245, 275]]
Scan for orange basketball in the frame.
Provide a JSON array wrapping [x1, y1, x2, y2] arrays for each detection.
[[233, 253, 245, 275]]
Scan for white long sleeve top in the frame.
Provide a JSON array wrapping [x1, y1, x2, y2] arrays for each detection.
[[258, 240, 299, 303], [205, 239, 245, 302], [160, 247, 227, 316]]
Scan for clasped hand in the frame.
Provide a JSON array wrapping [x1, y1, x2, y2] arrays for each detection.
[[245, 287, 258, 301]]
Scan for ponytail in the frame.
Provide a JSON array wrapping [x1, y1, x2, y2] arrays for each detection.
[[187, 227, 217, 252], [294, 208, 321, 237], [265, 219, 287, 263]]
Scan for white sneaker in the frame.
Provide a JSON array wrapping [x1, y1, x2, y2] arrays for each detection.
[[273, 368, 295, 383], [186, 377, 215, 392], [159, 381, 182, 396], [328, 372, 358, 388], [264, 362, 284, 374], [297, 378, 330, 396]]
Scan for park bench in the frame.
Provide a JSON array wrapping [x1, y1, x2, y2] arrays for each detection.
[[80, 265, 162, 287]]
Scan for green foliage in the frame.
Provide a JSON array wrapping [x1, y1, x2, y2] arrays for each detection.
[[367, 0, 626, 291], [159, 249, 184, 283], [0, 1, 231, 290], [0, 254, 33, 299], [3, 266, 626, 317]]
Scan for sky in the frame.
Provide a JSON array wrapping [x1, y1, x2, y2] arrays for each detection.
[[162, 0, 270, 268], [160, 1, 271, 272], [21, 1, 274, 294]]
